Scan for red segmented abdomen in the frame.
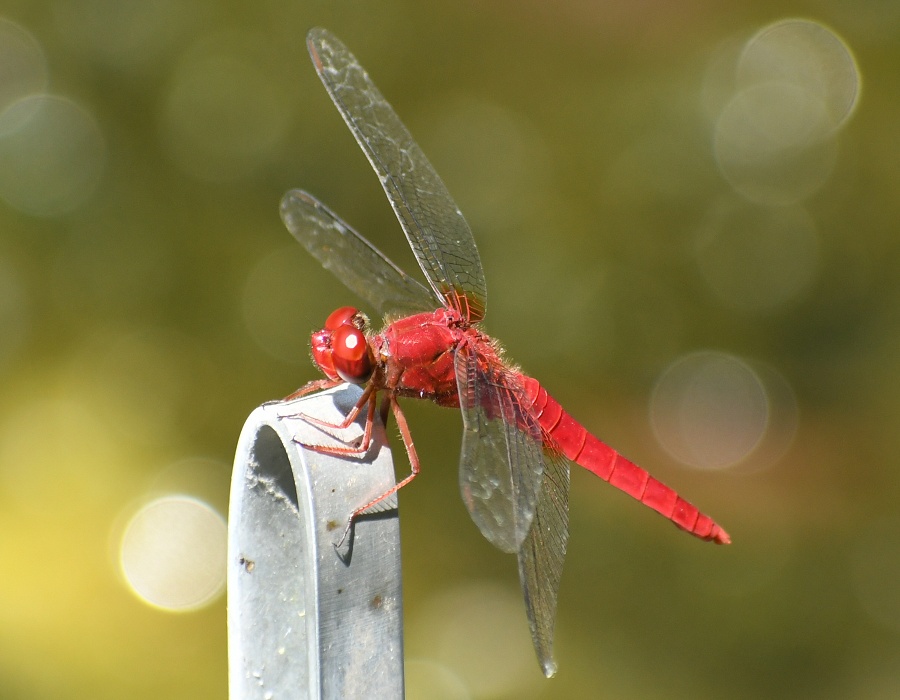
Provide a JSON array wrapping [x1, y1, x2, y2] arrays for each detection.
[[522, 376, 730, 545]]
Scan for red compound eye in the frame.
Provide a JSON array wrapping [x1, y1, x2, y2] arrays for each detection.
[[325, 306, 360, 331], [331, 324, 372, 384]]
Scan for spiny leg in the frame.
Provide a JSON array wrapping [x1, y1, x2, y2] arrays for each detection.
[[335, 394, 420, 547], [290, 384, 378, 456], [261, 378, 341, 409], [282, 378, 342, 402], [278, 380, 375, 440], [379, 392, 391, 428]]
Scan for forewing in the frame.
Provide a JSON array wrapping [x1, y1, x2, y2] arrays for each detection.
[[517, 447, 570, 678], [454, 344, 544, 553], [307, 27, 487, 322], [280, 189, 434, 318]]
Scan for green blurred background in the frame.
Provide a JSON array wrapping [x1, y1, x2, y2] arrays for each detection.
[[1, 0, 898, 698]]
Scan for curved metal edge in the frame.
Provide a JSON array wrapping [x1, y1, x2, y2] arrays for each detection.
[[228, 384, 404, 699]]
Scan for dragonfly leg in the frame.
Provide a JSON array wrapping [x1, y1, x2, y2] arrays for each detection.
[[290, 384, 378, 456], [335, 394, 420, 547], [278, 381, 373, 428], [280, 378, 342, 403], [379, 391, 391, 428]]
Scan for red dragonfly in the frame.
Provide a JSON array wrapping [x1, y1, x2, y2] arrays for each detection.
[[281, 28, 730, 677]]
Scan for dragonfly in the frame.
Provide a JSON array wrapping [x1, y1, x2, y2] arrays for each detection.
[[280, 27, 730, 677]]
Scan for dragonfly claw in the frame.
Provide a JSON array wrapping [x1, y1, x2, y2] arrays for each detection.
[[332, 518, 355, 562], [335, 519, 352, 547]]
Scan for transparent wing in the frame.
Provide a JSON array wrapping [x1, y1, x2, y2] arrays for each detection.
[[454, 344, 544, 553], [280, 189, 435, 318], [307, 27, 487, 323], [517, 447, 570, 678]]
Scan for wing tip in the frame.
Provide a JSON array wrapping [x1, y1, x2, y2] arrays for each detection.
[[540, 658, 558, 678], [306, 27, 332, 71]]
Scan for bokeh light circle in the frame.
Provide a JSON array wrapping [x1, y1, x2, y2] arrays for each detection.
[[119, 495, 226, 611], [711, 18, 859, 206], [0, 94, 105, 216], [737, 18, 860, 132], [714, 81, 837, 205], [735, 361, 798, 474], [650, 351, 769, 470]]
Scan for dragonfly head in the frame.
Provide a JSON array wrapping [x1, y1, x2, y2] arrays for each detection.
[[310, 306, 374, 385]]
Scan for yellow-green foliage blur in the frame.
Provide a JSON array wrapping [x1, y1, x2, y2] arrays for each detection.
[[0, 1, 897, 698]]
